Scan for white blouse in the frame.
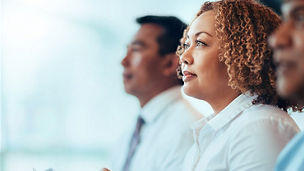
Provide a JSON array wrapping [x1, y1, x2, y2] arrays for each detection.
[[183, 93, 300, 171]]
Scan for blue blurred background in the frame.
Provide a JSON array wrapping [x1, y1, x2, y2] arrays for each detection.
[[0, 0, 302, 171]]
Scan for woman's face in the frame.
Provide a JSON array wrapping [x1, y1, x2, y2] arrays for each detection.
[[180, 10, 229, 101]]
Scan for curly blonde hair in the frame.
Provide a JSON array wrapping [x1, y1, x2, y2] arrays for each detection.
[[177, 0, 303, 111]]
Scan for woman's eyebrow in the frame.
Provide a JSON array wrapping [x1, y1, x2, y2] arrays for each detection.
[[195, 31, 213, 37]]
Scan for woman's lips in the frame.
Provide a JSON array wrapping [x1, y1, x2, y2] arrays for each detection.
[[182, 71, 197, 82]]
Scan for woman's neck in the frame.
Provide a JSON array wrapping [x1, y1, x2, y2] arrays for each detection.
[[208, 90, 241, 114]]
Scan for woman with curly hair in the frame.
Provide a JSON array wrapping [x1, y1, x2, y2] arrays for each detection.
[[178, 0, 302, 170]]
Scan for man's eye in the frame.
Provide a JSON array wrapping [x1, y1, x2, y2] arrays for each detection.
[[131, 47, 141, 52], [293, 9, 304, 23], [296, 14, 304, 22]]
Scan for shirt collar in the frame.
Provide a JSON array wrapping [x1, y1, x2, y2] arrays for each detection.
[[139, 86, 182, 124], [192, 92, 257, 134]]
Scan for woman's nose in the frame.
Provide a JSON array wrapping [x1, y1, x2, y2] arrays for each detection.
[[180, 48, 193, 65]]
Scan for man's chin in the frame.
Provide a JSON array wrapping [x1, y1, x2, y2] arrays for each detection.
[[124, 86, 132, 94], [123, 85, 136, 96], [278, 86, 297, 99], [278, 84, 304, 105]]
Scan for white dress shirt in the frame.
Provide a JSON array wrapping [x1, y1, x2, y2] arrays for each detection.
[[111, 86, 202, 171], [183, 93, 299, 171]]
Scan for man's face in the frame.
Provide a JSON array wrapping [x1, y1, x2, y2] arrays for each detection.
[[121, 24, 165, 97], [269, 0, 304, 103]]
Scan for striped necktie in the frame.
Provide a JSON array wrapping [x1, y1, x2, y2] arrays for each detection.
[[122, 116, 145, 171]]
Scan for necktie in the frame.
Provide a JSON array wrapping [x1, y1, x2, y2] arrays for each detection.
[[122, 116, 145, 171]]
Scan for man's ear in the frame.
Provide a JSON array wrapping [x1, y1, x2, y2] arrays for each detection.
[[162, 53, 180, 76]]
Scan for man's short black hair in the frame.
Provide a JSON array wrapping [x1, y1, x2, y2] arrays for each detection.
[[136, 15, 187, 56]]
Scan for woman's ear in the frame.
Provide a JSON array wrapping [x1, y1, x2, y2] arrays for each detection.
[[162, 53, 180, 76]]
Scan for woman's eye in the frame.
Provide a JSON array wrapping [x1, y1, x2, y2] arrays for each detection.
[[196, 40, 207, 47], [184, 43, 190, 49]]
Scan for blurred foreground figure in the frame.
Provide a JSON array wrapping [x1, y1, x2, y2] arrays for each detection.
[[269, 0, 304, 170]]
